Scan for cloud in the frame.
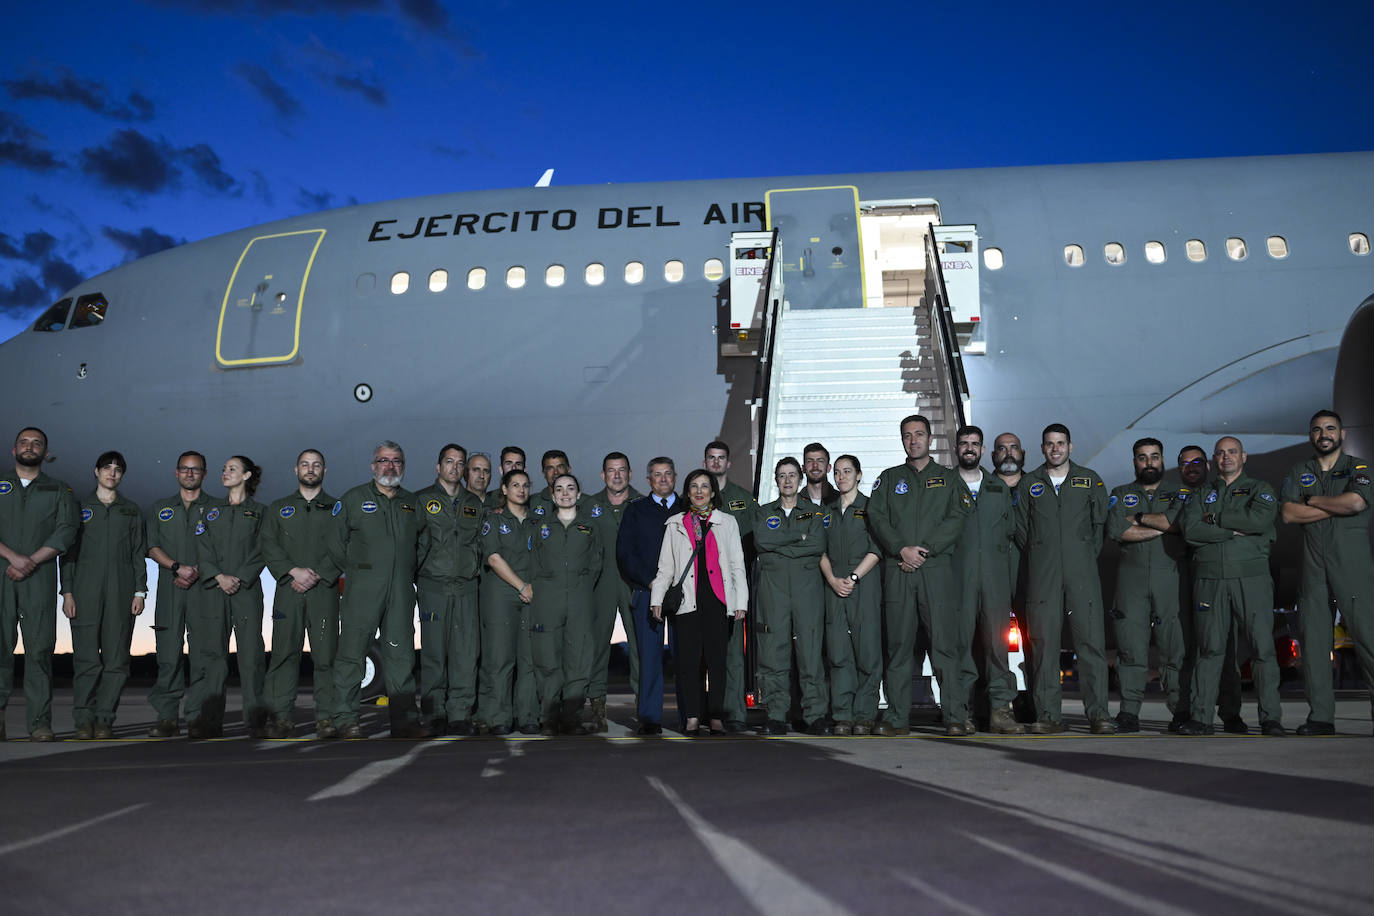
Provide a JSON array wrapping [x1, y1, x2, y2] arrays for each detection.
[[2, 67, 154, 121], [249, 169, 275, 206], [76, 129, 241, 195], [331, 72, 387, 106], [40, 258, 83, 294], [0, 110, 63, 172], [101, 226, 184, 262], [295, 186, 359, 213], [153, 1, 476, 51], [0, 231, 59, 262], [397, 0, 446, 30], [234, 62, 304, 119], [0, 274, 47, 317], [0, 236, 85, 318]]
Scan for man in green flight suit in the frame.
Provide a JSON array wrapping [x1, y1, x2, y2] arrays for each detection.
[[1178, 436, 1285, 736], [753, 457, 827, 735], [1105, 437, 1190, 732], [586, 451, 642, 731], [705, 439, 755, 733], [260, 449, 339, 738], [1014, 423, 1114, 734], [952, 426, 1025, 734], [0, 428, 78, 741], [868, 415, 972, 736], [1280, 410, 1374, 736], [61, 450, 147, 740], [414, 443, 486, 735], [146, 450, 217, 738], [323, 440, 431, 739]]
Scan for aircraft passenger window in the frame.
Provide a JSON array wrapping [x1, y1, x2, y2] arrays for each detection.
[[32, 298, 72, 333], [1145, 241, 1166, 264], [703, 258, 724, 281], [546, 265, 565, 287], [664, 260, 684, 282], [390, 272, 410, 294], [1104, 243, 1125, 265], [1226, 238, 1247, 261], [1185, 240, 1207, 262], [429, 269, 448, 292], [467, 267, 486, 290], [70, 293, 108, 328], [1352, 233, 1371, 256], [506, 267, 526, 289], [585, 263, 605, 286], [1266, 236, 1289, 259], [983, 248, 1004, 270], [1063, 245, 1084, 267], [624, 261, 644, 285]]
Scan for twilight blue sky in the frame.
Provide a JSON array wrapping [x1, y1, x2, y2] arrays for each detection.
[[3, 0, 1371, 344]]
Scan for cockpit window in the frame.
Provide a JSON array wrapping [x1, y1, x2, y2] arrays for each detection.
[[33, 298, 72, 333], [70, 293, 108, 329]]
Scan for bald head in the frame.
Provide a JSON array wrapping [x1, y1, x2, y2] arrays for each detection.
[[1212, 436, 1246, 482]]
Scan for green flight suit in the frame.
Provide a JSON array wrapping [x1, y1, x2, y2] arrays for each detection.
[[260, 490, 339, 727], [718, 480, 755, 724], [1014, 462, 1110, 724], [587, 486, 642, 706], [145, 491, 217, 725], [954, 470, 1019, 713], [868, 460, 971, 727], [195, 498, 268, 731], [61, 492, 146, 729], [414, 482, 485, 727], [482, 489, 503, 511], [323, 482, 424, 729], [1282, 453, 1374, 725], [1180, 473, 1282, 725], [822, 494, 882, 724], [0, 470, 78, 734], [1106, 481, 1190, 718], [753, 499, 827, 724], [476, 510, 540, 730], [528, 509, 603, 727]]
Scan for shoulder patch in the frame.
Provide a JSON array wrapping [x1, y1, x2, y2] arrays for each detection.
[[1205, 491, 1218, 504], [499, 522, 511, 535], [533, 506, 545, 516], [0, 481, 11, 495], [194, 521, 206, 535], [481, 521, 491, 536], [1298, 472, 1316, 487], [1028, 482, 1045, 498], [821, 513, 831, 528], [765, 515, 781, 529], [361, 500, 378, 514], [1259, 492, 1275, 502], [205, 507, 220, 522], [1109, 495, 1118, 509], [591, 504, 603, 518], [1071, 477, 1090, 489], [425, 498, 442, 515], [1122, 493, 1139, 509], [925, 476, 946, 489], [539, 524, 550, 540], [872, 477, 880, 490], [960, 491, 972, 509], [332, 500, 342, 517], [81, 507, 93, 523], [158, 506, 175, 521], [462, 505, 479, 518], [1356, 474, 1371, 487], [894, 479, 909, 495], [280, 505, 295, 519]]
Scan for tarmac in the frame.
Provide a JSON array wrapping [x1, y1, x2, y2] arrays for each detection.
[[2, 687, 1372, 915]]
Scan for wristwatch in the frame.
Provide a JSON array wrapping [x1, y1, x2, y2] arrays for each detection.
[[134, 591, 147, 599], [170, 561, 181, 574], [1134, 511, 1143, 524], [849, 573, 859, 582]]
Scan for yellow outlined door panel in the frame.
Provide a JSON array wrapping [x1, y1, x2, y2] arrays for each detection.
[[216, 228, 325, 368], [765, 186, 864, 310]]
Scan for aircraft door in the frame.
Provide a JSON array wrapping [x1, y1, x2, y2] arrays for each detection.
[[215, 228, 325, 368], [764, 186, 865, 310]]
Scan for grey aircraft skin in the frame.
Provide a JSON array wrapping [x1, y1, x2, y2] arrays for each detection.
[[4, 151, 1373, 536]]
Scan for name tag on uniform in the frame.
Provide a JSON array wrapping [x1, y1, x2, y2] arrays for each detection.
[[925, 477, 946, 488], [575, 524, 593, 534], [1071, 477, 1090, 489], [729, 499, 746, 511], [400, 503, 415, 512], [462, 505, 479, 518], [796, 512, 813, 521], [853, 509, 866, 518], [1231, 488, 1251, 497]]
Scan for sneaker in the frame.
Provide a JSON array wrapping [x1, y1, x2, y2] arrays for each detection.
[[30, 725, 55, 742], [1295, 719, 1335, 736], [1114, 712, 1140, 733], [148, 719, 180, 738], [1176, 719, 1214, 736], [74, 722, 94, 741], [990, 706, 1026, 735], [1028, 718, 1066, 735], [1090, 718, 1118, 735], [1221, 716, 1248, 735], [1260, 720, 1287, 737], [93, 723, 114, 740]]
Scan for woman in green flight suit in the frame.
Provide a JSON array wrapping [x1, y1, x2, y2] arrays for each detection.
[[528, 474, 603, 735], [193, 455, 267, 738]]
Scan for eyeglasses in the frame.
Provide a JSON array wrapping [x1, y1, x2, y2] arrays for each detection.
[[1182, 458, 1206, 466], [373, 458, 405, 467], [177, 466, 206, 474]]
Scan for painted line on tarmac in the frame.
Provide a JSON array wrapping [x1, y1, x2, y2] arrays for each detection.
[[963, 831, 1200, 916], [308, 742, 438, 801], [890, 869, 991, 916], [0, 804, 148, 857], [647, 776, 852, 916]]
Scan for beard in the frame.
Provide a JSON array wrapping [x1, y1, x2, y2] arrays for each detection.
[[299, 472, 323, 487], [14, 451, 43, 468], [997, 457, 1023, 475], [958, 451, 981, 470], [1314, 437, 1339, 456], [374, 473, 404, 488], [1136, 466, 1163, 485]]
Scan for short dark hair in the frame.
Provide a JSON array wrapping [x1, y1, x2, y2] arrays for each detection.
[[1132, 437, 1164, 456], [1310, 409, 1342, 429], [1042, 423, 1071, 442], [602, 451, 629, 471], [500, 468, 530, 490], [95, 450, 126, 472], [437, 443, 466, 464], [296, 448, 325, 465], [834, 454, 862, 474], [647, 456, 675, 474], [500, 446, 525, 464], [955, 425, 984, 444], [802, 442, 829, 461], [1178, 445, 1206, 463], [15, 427, 47, 448], [178, 450, 206, 467], [704, 439, 730, 458], [681, 469, 721, 509], [541, 449, 569, 467], [900, 415, 931, 435], [552, 472, 581, 494], [775, 456, 802, 476]]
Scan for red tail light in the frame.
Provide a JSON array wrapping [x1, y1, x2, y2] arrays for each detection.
[[1008, 623, 1021, 652], [745, 692, 757, 709]]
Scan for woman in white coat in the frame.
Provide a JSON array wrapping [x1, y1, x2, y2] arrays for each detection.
[[650, 469, 748, 735]]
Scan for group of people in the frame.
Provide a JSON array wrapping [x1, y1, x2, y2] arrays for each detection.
[[0, 408, 1370, 742]]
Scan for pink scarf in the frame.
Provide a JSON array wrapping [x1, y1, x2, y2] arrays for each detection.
[[684, 511, 726, 604]]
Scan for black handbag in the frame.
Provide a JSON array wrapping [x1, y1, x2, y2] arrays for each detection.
[[661, 525, 706, 617]]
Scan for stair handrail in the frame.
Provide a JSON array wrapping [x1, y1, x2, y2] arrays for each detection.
[[924, 229, 970, 438], [750, 228, 784, 495]]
